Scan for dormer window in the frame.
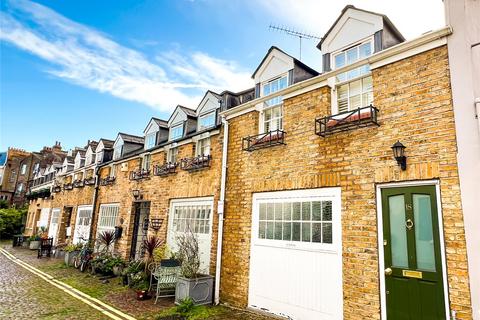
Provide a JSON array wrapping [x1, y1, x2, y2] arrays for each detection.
[[170, 124, 183, 141], [85, 154, 93, 166], [333, 39, 372, 82], [198, 112, 216, 130], [95, 151, 103, 164], [263, 75, 288, 106], [113, 145, 122, 160], [145, 132, 156, 149]]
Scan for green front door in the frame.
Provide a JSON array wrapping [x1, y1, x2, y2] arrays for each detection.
[[381, 186, 446, 319]]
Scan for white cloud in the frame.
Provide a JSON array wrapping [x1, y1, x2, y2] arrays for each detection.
[[0, 0, 253, 113], [256, 0, 445, 41]]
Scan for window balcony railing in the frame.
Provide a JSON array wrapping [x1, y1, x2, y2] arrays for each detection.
[[63, 183, 73, 191], [129, 169, 151, 181], [73, 179, 84, 188], [315, 105, 379, 137], [52, 185, 62, 193], [153, 162, 178, 176], [242, 129, 286, 152], [99, 176, 116, 186], [26, 189, 51, 200], [180, 155, 211, 171], [83, 177, 96, 186]]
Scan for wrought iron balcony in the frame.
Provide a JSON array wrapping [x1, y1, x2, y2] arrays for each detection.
[[99, 176, 116, 186], [129, 169, 151, 181], [52, 185, 62, 193], [83, 177, 96, 186], [73, 179, 84, 188], [315, 105, 379, 137], [63, 183, 73, 191], [26, 189, 51, 200], [180, 155, 211, 171], [242, 129, 286, 152], [153, 162, 178, 176]]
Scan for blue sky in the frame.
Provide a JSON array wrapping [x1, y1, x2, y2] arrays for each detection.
[[0, 0, 445, 152]]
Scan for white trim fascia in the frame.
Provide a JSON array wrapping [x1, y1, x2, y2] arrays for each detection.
[[169, 196, 214, 204], [376, 180, 450, 320], [221, 27, 452, 120]]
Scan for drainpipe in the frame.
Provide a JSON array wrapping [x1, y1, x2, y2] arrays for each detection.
[[214, 115, 229, 305], [87, 165, 100, 244]]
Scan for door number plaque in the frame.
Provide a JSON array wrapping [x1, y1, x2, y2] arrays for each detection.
[[402, 270, 423, 279]]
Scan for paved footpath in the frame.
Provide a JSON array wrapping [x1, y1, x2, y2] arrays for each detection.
[[0, 249, 112, 320]]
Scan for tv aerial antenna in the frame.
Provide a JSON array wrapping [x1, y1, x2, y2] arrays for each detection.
[[269, 24, 322, 60]]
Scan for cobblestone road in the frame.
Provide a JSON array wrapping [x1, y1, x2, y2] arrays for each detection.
[[0, 251, 107, 320]]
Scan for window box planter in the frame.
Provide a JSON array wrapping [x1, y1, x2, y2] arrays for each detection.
[[83, 177, 96, 186], [129, 169, 151, 180], [242, 129, 286, 151], [153, 163, 178, 176], [175, 275, 214, 305], [99, 176, 116, 186], [180, 155, 211, 172], [315, 105, 379, 137], [63, 183, 73, 191], [73, 179, 84, 188]]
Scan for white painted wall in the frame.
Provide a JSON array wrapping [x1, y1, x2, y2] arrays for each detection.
[[445, 0, 480, 318], [254, 48, 293, 85], [322, 8, 383, 54]]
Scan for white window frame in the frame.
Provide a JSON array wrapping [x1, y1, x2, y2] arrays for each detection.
[[198, 112, 216, 131], [170, 200, 213, 235], [252, 188, 341, 253], [95, 151, 103, 164], [261, 104, 283, 133], [331, 37, 374, 70], [16, 183, 24, 193], [262, 74, 288, 105], [20, 164, 27, 175], [85, 153, 93, 166], [334, 75, 373, 114], [96, 204, 120, 236], [141, 154, 151, 171], [167, 147, 178, 164], [113, 145, 122, 160], [110, 164, 116, 178], [196, 138, 211, 157], [145, 132, 156, 150], [170, 124, 184, 141]]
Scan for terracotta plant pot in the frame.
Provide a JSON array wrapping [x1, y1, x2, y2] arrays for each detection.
[[136, 290, 151, 301]]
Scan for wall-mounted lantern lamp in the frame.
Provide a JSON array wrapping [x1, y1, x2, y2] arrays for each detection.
[[150, 218, 164, 231], [391, 141, 407, 171], [132, 189, 140, 199]]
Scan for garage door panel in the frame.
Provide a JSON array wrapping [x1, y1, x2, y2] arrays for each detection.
[[249, 189, 342, 320]]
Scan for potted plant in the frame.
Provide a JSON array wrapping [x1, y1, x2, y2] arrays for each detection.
[[29, 235, 41, 250], [174, 228, 213, 305], [134, 277, 151, 301], [123, 260, 145, 287], [54, 242, 67, 259], [97, 230, 116, 253], [64, 243, 81, 266], [154, 244, 181, 267], [143, 235, 164, 272], [110, 256, 126, 276]]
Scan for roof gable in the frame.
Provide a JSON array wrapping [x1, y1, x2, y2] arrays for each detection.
[[318, 5, 404, 54], [168, 105, 196, 126], [197, 91, 221, 116], [113, 134, 124, 149], [252, 46, 294, 83]]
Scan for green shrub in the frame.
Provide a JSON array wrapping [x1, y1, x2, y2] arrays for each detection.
[[0, 207, 26, 239]]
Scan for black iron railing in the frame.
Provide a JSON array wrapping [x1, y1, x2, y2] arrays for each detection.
[[73, 179, 84, 188], [153, 162, 178, 176], [129, 169, 151, 180], [26, 189, 51, 200], [52, 185, 62, 193], [63, 183, 73, 191], [83, 177, 96, 186], [180, 155, 211, 171], [315, 105, 379, 137], [242, 129, 286, 152], [99, 176, 116, 186]]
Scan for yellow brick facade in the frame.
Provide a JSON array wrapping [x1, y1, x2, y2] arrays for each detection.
[[94, 130, 223, 274], [220, 46, 472, 319]]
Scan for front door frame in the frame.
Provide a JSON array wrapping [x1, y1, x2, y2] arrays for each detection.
[[376, 179, 450, 319]]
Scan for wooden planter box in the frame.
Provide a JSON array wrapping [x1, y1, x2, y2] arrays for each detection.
[[175, 275, 214, 305]]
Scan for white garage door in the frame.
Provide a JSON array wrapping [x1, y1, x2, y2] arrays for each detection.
[[167, 197, 213, 274], [249, 188, 343, 320]]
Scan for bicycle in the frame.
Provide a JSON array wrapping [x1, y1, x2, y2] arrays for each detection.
[[73, 238, 94, 272]]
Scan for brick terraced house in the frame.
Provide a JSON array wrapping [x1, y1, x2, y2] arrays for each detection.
[[22, 4, 479, 320]]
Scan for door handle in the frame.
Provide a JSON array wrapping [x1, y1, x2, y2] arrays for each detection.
[[385, 267, 393, 276]]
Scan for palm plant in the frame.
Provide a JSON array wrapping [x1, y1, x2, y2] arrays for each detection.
[[176, 227, 200, 279], [143, 235, 164, 272], [98, 230, 116, 253]]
